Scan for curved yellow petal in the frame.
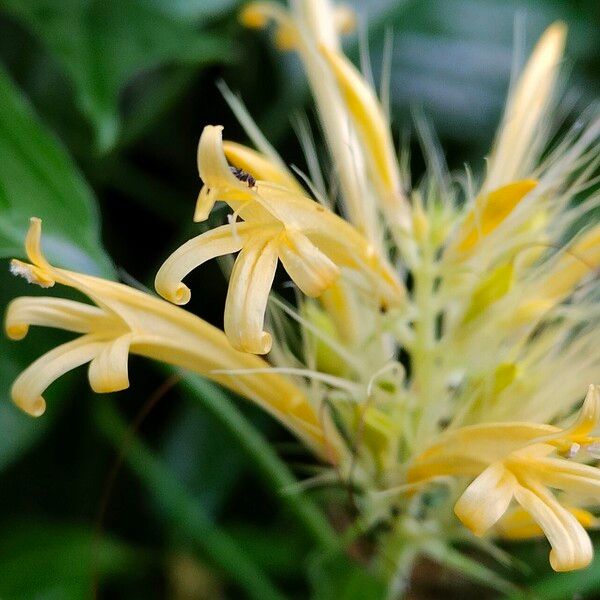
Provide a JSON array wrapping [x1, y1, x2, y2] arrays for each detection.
[[279, 228, 340, 296], [224, 234, 280, 354], [195, 125, 262, 222], [24, 217, 53, 272], [454, 463, 516, 536], [88, 334, 133, 393], [155, 222, 259, 305], [485, 22, 567, 190], [524, 457, 600, 502], [513, 478, 592, 572], [498, 506, 597, 540], [5, 297, 112, 340], [11, 335, 103, 416], [320, 45, 409, 227], [408, 422, 557, 482]]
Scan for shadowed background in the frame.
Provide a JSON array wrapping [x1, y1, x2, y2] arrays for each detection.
[[0, 0, 598, 598]]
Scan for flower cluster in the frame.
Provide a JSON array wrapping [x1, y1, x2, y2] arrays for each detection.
[[5, 0, 600, 587]]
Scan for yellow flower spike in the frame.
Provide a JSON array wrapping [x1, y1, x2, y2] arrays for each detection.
[[156, 125, 404, 354], [408, 385, 600, 571], [223, 140, 304, 194], [484, 22, 567, 191], [5, 218, 333, 459], [320, 45, 411, 229], [449, 179, 538, 255]]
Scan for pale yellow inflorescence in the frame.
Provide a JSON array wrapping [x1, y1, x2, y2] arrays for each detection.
[[5, 0, 600, 581]]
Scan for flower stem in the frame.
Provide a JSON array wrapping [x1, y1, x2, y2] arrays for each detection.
[[411, 240, 438, 444]]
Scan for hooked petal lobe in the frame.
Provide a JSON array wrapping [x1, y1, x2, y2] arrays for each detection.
[[155, 223, 256, 305], [454, 463, 516, 536], [11, 335, 103, 417], [224, 234, 280, 354], [88, 334, 133, 393]]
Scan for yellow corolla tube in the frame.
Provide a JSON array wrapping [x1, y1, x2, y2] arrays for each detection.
[[408, 385, 600, 572], [484, 22, 567, 191], [6, 218, 332, 459], [156, 125, 404, 354], [319, 45, 411, 229]]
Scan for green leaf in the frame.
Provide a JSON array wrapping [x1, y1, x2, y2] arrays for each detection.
[[0, 520, 139, 599], [0, 67, 113, 276], [144, 0, 240, 22], [161, 400, 246, 519], [94, 399, 286, 600], [309, 552, 387, 600], [1, 0, 236, 151], [174, 369, 338, 551]]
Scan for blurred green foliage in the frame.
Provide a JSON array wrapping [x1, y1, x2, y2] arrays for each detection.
[[0, 0, 598, 598]]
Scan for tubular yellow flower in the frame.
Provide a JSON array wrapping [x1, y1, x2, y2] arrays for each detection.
[[319, 45, 411, 229], [155, 124, 404, 354], [484, 22, 567, 191], [408, 385, 600, 571], [6, 218, 331, 458], [241, 1, 384, 248]]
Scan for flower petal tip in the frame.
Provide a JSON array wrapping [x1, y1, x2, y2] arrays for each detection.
[[13, 393, 46, 418], [239, 4, 267, 29], [242, 333, 272, 355], [550, 549, 592, 573], [9, 260, 55, 288], [157, 282, 191, 306]]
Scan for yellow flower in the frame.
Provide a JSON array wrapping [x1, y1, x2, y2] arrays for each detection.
[[484, 22, 567, 192], [408, 385, 600, 571], [155, 125, 404, 354], [319, 44, 410, 228], [6, 218, 331, 457], [241, 0, 389, 246]]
